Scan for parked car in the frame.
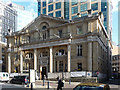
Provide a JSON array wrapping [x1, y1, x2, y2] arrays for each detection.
[[10, 75, 29, 85], [0, 72, 9, 82], [73, 83, 110, 90]]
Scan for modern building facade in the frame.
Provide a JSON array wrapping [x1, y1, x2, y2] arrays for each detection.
[[0, 1, 17, 72], [7, 3, 37, 31], [6, 13, 112, 80]]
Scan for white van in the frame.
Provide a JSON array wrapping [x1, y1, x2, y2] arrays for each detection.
[[0, 72, 9, 82]]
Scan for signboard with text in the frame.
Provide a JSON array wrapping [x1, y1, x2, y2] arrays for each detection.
[[70, 71, 86, 77]]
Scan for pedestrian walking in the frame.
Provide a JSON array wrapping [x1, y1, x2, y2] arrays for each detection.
[[57, 79, 64, 90]]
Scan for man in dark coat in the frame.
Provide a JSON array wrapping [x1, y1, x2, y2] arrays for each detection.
[[57, 79, 64, 90]]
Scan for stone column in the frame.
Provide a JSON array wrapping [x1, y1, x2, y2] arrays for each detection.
[[67, 45, 71, 72], [88, 42, 92, 72], [54, 60, 56, 72], [34, 49, 37, 79], [50, 47, 53, 73], [8, 53, 11, 74], [40, 66, 42, 80], [63, 60, 65, 72], [20, 51, 23, 73], [57, 61, 59, 72]]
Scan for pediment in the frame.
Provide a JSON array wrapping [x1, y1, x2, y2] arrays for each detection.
[[19, 14, 69, 33]]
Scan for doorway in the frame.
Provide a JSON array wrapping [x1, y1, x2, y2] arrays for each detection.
[[42, 67, 47, 79]]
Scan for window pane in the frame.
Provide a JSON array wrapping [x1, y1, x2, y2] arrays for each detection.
[[72, 0, 78, 6], [43, 1, 46, 7], [48, 0, 53, 4], [43, 8, 46, 14], [38, 2, 41, 16], [48, 13, 53, 16], [64, 1, 69, 19], [77, 27, 82, 34], [91, 3, 98, 11], [72, 6, 78, 14], [81, 3, 87, 12], [56, 2, 61, 9], [48, 4, 53, 12], [77, 45, 82, 56], [55, 11, 61, 17]]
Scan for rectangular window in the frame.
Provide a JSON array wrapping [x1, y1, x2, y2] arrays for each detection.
[[78, 63, 82, 71], [48, 0, 53, 4], [72, 0, 78, 6], [43, 1, 46, 7], [58, 30, 62, 38], [48, 4, 53, 12], [64, 1, 69, 19], [15, 54, 18, 61], [77, 27, 82, 34], [77, 45, 82, 56], [55, 11, 61, 17], [38, 2, 41, 16], [48, 13, 53, 16], [56, 2, 61, 10], [81, 3, 87, 12], [72, 6, 78, 14], [91, 3, 98, 11], [43, 8, 46, 14]]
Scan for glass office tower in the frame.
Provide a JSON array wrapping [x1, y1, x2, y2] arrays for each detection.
[[37, 0, 112, 40]]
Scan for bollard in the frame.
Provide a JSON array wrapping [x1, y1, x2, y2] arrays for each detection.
[[31, 83, 33, 90], [47, 81, 49, 89], [43, 79, 45, 86], [69, 79, 71, 84]]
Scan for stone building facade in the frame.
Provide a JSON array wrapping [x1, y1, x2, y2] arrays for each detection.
[[112, 55, 120, 78], [6, 13, 112, 80]]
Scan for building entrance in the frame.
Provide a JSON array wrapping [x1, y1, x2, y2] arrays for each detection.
[[42, 67, 47, 79]]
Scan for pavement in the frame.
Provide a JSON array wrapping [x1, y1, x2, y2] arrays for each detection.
[[32, 79, 120, 90], [0, 79, 120, 90], [34, 80, 79, 89]]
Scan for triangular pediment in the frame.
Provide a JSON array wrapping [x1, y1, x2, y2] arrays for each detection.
[[19, 14, 69, 33]]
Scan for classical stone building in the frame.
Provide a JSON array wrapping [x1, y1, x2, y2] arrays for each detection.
[[112, 55, 120, 78], [6, 12, 112, 80]]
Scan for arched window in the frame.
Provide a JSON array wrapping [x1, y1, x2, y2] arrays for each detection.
[[42, 26, 47, 30], [25, 53, 33, 59]]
